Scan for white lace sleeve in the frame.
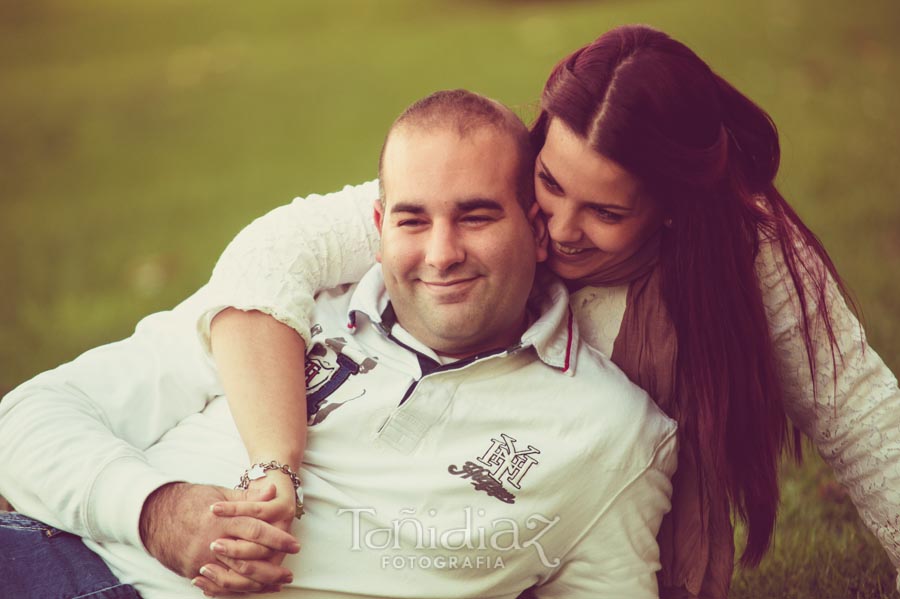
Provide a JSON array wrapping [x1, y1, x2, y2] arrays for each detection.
[[758, 236, 900, 570], [198, 180, 381, 352]]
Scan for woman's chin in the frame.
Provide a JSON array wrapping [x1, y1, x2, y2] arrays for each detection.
[[547, 255, 595, 282]]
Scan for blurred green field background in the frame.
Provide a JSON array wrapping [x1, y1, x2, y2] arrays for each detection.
[[1, 1, 898, 597]]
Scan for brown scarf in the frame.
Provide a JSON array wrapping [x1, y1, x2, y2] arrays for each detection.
[[603, 252, 733, 599]]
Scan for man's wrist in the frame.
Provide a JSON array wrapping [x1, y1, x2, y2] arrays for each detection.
[[87, 458, 179, 549], [140, 482, 184, 552]]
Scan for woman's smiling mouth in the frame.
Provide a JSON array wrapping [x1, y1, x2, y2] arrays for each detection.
[[552, 242, 592, 257]]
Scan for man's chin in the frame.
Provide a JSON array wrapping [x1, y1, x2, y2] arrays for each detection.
[[417, 326, 484, 358]]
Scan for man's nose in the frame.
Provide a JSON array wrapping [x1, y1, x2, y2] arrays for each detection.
[[425, 223, 465, 271]]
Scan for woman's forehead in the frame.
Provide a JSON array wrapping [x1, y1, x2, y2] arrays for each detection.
[[539, 119, 644, 208]]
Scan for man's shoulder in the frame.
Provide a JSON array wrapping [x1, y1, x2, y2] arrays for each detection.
[[555, 341, 677, 473], [562, 339, 648, 406]]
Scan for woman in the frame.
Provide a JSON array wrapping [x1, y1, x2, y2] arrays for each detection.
[[193, 25, 900, 598]]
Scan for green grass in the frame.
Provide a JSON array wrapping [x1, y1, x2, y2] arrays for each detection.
[[733, 448, 898, 599], [1, 1, 899, 597]]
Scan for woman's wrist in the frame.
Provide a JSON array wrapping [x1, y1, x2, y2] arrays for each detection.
[[248, 450, 302, 473], [237, 460, 305, 520]]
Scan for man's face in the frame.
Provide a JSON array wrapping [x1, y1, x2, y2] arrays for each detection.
[[375, 124, 547, 359]]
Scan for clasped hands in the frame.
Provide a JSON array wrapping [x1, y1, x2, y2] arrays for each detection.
[[140, 472, 300, 596]]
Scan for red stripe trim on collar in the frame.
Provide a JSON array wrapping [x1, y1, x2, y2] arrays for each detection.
[[563, 307, 574, 372]]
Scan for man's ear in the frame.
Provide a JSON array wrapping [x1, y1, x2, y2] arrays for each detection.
[[527, 201, 548, 263], [373, 199, 385, 263]]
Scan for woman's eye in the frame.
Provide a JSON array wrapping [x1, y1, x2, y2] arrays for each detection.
[[537, 172, 562, 193], [591, 207, 624, 223]]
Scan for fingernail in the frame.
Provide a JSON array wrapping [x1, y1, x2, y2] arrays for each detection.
[[210, 504, 224, 515], [199, 566, 211, 578], [210, 541, 224, 553]]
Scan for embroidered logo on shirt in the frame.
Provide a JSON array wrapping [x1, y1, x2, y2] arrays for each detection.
[[305, 334, 377, 426], [448, 433, 541, 504]]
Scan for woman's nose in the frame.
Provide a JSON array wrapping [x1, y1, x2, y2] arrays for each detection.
[[546, 205, 582, 245]]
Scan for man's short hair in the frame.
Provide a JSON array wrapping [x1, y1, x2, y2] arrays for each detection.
[[378, 89, 536, 209]]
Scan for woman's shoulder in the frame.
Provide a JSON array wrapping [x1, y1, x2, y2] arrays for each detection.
[[568, 285, 628, 357]]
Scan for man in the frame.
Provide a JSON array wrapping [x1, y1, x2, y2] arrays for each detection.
[[0, 90, 677, 598]]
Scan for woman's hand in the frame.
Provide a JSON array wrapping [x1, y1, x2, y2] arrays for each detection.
[[192, 472, 300, 596]]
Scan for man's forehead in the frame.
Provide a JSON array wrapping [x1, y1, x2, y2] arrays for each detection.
[[384, 122, 519, 165], [382, 128, 519, 197]]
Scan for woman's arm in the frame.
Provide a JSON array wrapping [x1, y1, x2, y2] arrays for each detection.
[[204, 179, 380, 469], [199, 180, 381, 353], [758, 236, 900, 571], [194, 181, 380, 594], [211, 309, 307, 472]]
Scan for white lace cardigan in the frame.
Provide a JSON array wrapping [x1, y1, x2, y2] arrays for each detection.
[[199, 180, 900, 579]]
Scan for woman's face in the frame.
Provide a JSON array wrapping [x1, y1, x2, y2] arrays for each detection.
[[535, 118, 664, 282]]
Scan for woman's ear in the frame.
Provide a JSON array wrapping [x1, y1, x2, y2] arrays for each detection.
[[527, 201, 549, 263]]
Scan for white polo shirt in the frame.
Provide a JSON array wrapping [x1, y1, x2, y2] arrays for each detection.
[[89, 268, 674, 598], [5, 266, 676, 599]]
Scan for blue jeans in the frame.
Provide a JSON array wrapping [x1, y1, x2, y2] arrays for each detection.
[[0, 511, 141, 599]]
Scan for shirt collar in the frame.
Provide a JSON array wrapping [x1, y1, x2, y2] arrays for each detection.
[[345, 266, 579, 375]]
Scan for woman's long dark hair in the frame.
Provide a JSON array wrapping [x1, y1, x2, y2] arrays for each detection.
[[531, 25, 852, 565]]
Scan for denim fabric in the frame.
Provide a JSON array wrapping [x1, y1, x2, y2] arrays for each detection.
[[0, 511, 141, 599]]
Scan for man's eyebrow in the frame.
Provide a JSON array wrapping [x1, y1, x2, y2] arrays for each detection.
[[388, 202, 426, 214], [457, 198, 505, 212], [389, 198, 505, 214]]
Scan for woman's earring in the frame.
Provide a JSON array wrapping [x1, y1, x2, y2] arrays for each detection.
[[664, 218, 674, 228]]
